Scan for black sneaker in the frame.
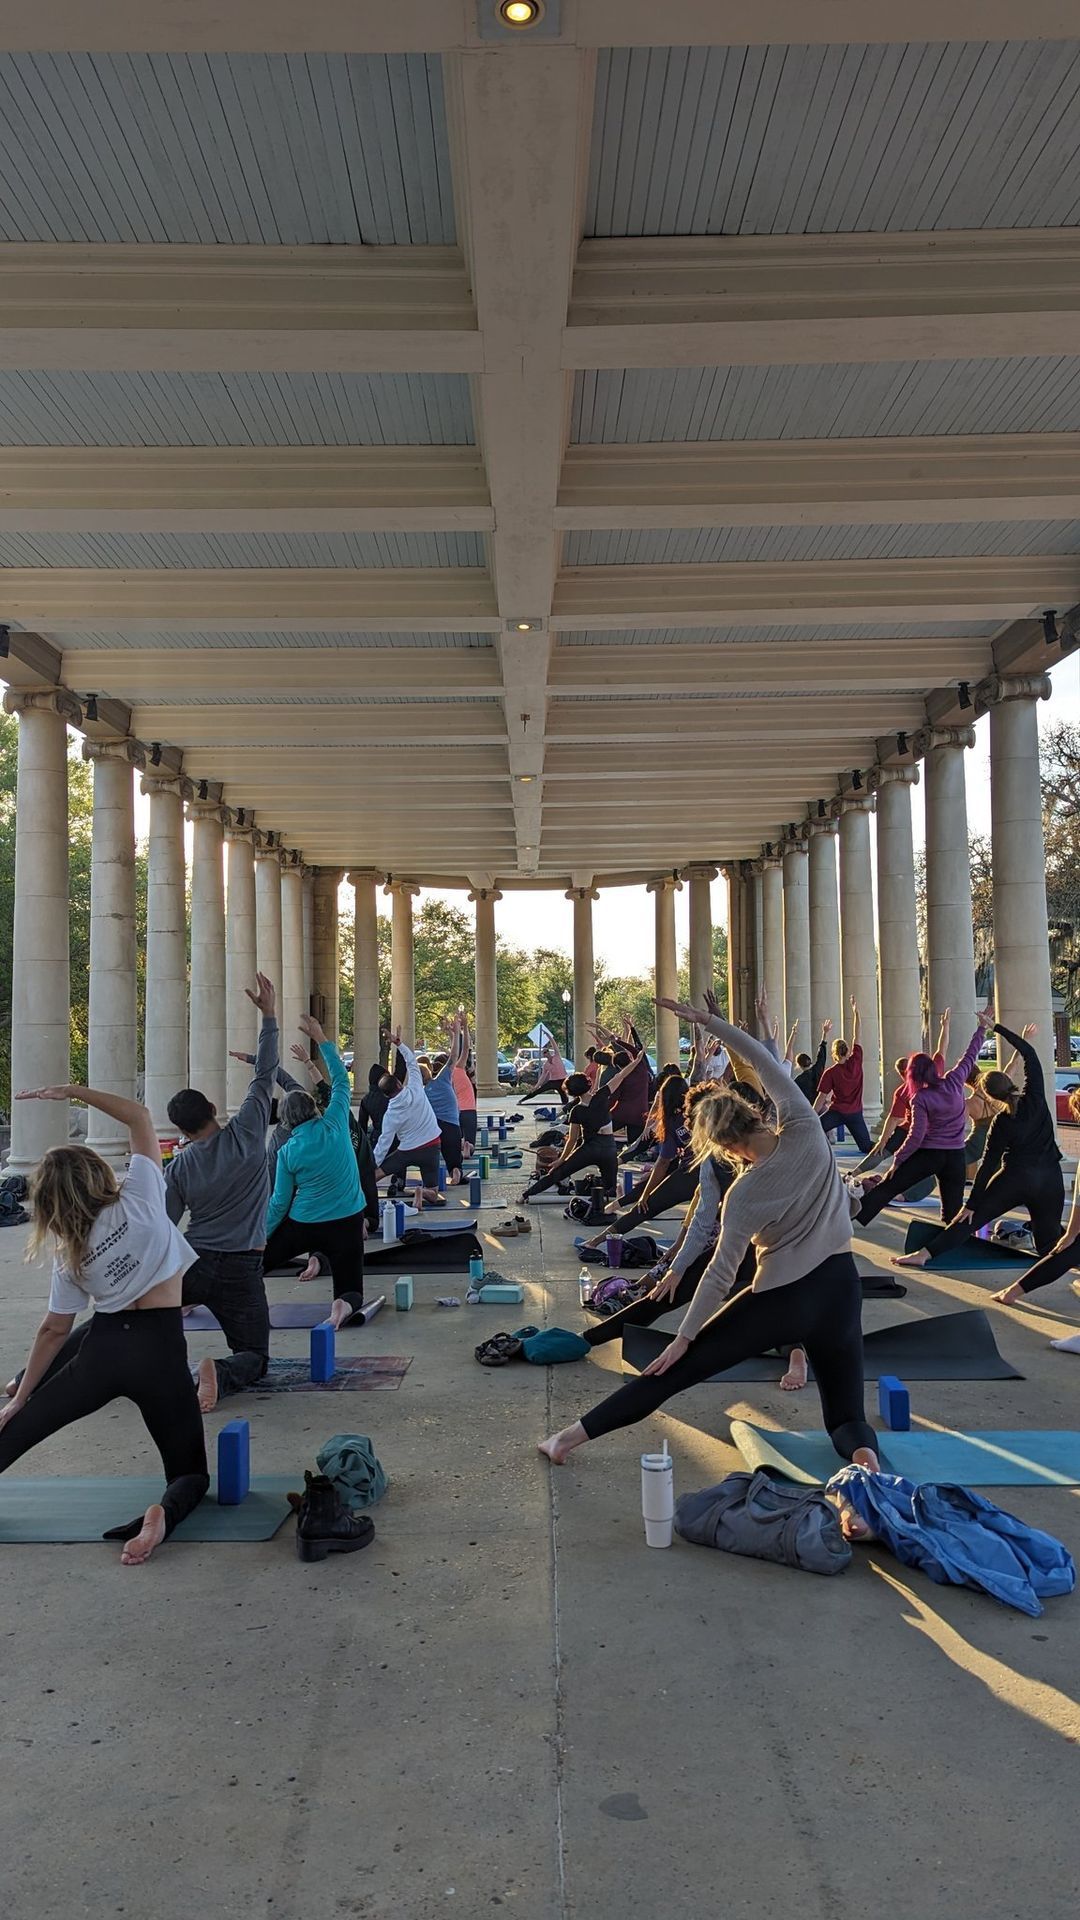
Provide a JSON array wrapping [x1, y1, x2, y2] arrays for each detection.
[[294, 1470, 375, 1562]]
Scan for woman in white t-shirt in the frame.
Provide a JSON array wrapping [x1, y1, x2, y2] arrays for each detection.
[[0, 1083, 209, 1565]]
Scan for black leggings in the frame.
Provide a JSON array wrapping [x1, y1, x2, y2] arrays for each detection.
[[521, 1082, 568, 1105], [524, 1136, 618, 1198], [1020, 1226, 1080, 1295], [857, 1147, 967, 1228], [439, 1122, 463, 1177], [380, 1142, 441, 1189], [595, 1164, 699, 1238], [578, 1251, 876, 1461], [821, 1109, 873, 1154], [264, 1210, 365, 1320], [460, 1109, 478, 1147], [0, 1309, 208, 1540], [919, 1158, 1065, 1265]]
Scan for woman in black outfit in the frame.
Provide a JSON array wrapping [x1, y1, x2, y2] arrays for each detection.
[[894, 1023, 1064, 1271], [578, 1074, 698, 1249], [519, 1055, 646, 1202]]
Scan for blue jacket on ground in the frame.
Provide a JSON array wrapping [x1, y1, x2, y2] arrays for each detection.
[[828, 1466, 1075, 1616], [266, 1043, 363, 1233]]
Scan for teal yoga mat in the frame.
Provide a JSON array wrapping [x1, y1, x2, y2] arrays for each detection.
[[731, 1421, 1080, 1487], [903, 1220, 1031, 1267], [0, 1475, 298, 1544]]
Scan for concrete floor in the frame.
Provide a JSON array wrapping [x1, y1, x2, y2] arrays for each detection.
[[1, 1113, 1079, 1919]]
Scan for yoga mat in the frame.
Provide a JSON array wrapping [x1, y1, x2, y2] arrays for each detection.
[[252, 1355, 411, 1393], [903, 1220, 1032, 1268], [183, 1298, 384, 1332], [0, 1475, 298, 1544], [731, 1421, 1080, 1487], [366, 1231, 481, 1273], [621, 1309, 1022, 1383], [376, 1213, 476, 1237]]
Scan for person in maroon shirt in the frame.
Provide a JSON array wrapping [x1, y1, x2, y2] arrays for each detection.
[[814, 997, 873, 1154]]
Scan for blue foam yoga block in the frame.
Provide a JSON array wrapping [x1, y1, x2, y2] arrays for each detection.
[[395, 1275, 414, 1311], [217, 1419, 250, 1506], [310, 1322, 336, 1383], [468, 1175, 483, 1207], [878, 1374, 911, 1431]]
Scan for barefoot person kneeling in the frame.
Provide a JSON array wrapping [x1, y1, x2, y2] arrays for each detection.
[[539, 993, 880, 1541], [0, 1084, 209, 1565]]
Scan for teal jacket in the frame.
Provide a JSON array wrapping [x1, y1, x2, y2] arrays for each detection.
[[266, 1043, 363, 1233]]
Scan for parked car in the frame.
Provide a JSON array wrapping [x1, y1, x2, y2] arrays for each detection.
[[513, 1046, 543, 1085], [497, 1050, 517, 1086], [1055, 1069, 1080, 1125]]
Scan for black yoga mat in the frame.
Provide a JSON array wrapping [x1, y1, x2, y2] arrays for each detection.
[[364, 1230, 482, 1273], [621, 1307, 1022, 1383], [903, 1219, 1034, 1268]]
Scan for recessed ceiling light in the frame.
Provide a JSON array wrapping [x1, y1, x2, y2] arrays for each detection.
[[516, 622, 532, 632], [517, 774, 536, 783], [500, 0, 543, 24]]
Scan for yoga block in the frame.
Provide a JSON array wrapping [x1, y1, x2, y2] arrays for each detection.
[[496, 1148, 508, 1168], [621, 1170, 635, 1199], [478, 1128, 490, 1149], [395, 1275, 414, 1311], [498, 1122, 507, 1140], [310, 1322, 336, 1384], [878, 1374, 911, 1431], [438, 1163, 447, 1192], [478, 1153, 491, 1178], [217, 1419, 251, 1507], [478, 1282, 525, 1305], [468, 1175, 483, 1207]]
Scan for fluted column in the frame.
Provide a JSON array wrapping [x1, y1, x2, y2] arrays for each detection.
[[648, 874, 682, 1065], [254, 835, 283, 989], [280, 854, 306, 1053], [807, 817, 841, 1042], [871, 765, 923, 1104], [781, 833, 811, 1049], [348, 869, 381, 1086], [187, 798, 228, 1113], [750, 866, 765, 1002], [759, 850, 784, 1018], [313, 869, 344, 1046], [566, 883, 599, 1058], [3, 689, 78, 1172], [986, 674, 1056, 1089], [724, 864, 746, 1025], [471, 886, 502, 1094], [387, 879, 420, 1045], [84, 739, 143, 1165], [919, 726, 977, 1051], [142, 772, 191, 1130], [225, 819, 258, 1115], [835, 793, 881, 1116], [686, 865, 719, 1008], [302, 868, 315, 1011]]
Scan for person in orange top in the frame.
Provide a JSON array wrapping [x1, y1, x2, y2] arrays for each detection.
[[814, 997, 872, 1154]]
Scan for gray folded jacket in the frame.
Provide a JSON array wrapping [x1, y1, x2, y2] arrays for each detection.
[[675, 1470, 851, 1576]]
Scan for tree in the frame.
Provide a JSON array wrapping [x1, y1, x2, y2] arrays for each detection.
[[676, 923, 730, 1014], [1041, 721, 1080, 1021]]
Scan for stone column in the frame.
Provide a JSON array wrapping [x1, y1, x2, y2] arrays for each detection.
[[566, 883, 599, 1060], [781, 833, 811, 1050], [142, 772, 191, 1130], [759, 850, 785, 1019], [348, 869, 381, 1086], [253, 834, 283, 990], [724, 864, 745, 1025], [750, 866, 765, 1000], [870, 765, 923, 1104], [648, 874, 682, 1065], [302, 868, 315, 1011], [280, 854, 306, 1054], [686, 865, 719, 1009], [918, 726, 978, 1051], [84, 739, 143, 1165], [835, 793, 881, 1117], [313, 869, 344, 1046], [986, 674, 1056, 1088], [471, 886, 502, 1093], [225, 819, 258, 1115], [386, 879, 420, 1045], [3, 689, 78, 1173], [807, 816, 841, 1043], [187, 798, 229, 1113]]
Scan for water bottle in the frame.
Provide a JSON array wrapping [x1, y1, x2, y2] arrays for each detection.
[[579, 1265, 594, 1308], [641, 1441, 674, 1549]]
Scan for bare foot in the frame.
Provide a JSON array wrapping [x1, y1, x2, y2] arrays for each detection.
[[298, 1254, 321, 1284], [892, 1249, 931, 1269], [538, 1423, 587, 1465], [780, 1347, 808, 1391], [991, 1281, 1025, 1305], [196, 1356, 219, 1414], [449, 1168, 462, 1185], [120, 1503, 166, 1566], [4, 1377, 16, 1399], [328, 1297, 353, 1331], [836, 1446, 881, 1541]]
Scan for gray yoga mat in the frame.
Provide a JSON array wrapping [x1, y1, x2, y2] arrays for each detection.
[[184, 1296, 385, 1332], [621, 1308, 1022, 1383], [731, 1422, 1080, 1487], [0, 1475, 298, 1544]]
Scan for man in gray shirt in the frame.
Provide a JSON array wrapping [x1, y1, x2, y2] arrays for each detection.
[[164, 973, 278, 1412]]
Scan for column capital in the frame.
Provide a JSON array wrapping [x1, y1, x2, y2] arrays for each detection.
[[279, 847, 306, 870], [82, 735, 147, 771], [866, 763, 920, 793], [186, 798, 231, 829], [805, 810, 838, 836], [646, 873, 683, 896], [758, 841, 784, 866], [468, 887, 504, 903], [253, 830, 283, 862], [314, 867, 346, 887], [384, 876, 420, 899], [141, 771, 194, 802], [830, 791, 875, 819], [347, 868, 383, 888], [912, 724, 976, 756], [978, 671, 1053, 708], [565, 884, 600, 902], [224, 818, 258, 845], [780, 823, 809, 852], [3, 685, 82, 725], [680, 864, 719, 883]]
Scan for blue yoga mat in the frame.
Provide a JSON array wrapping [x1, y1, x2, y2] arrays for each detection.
[[0, 1474, 298, 1543], [731, 1421, 1080, 1487]]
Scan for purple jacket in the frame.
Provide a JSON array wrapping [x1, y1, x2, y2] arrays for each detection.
[[893, 1029, 983, 1163]]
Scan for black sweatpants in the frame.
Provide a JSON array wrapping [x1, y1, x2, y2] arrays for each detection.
[[0, 1309, 208, 1540], [264, 1210, 366, 1320], [821, 1108, 873, 1154], [578, 1251, 876, 1461], [920, 1158, 1065, 1265], [183, 1248, 270, 1395], [439, 1121, 464, 1177], [523, 1136, 618, 1198], [1020, 1225, 1080, 1295], [856, 1147, 967, 1229], [594, 1163, 699, 1238]]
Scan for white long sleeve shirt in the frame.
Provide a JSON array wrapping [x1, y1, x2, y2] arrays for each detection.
[[373, 1042, 442, 1164]]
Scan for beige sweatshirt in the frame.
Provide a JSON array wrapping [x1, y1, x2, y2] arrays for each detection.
[[677, 1019, 854, 1343]]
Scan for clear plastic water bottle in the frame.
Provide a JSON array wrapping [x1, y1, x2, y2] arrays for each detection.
[[579, 1265, 594, 1308]]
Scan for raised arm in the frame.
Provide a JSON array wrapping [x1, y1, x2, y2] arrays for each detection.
[[995, 1021, 1042, 1100], [848, 995, 861, 1048], [234, 975, 280, 1137], [606, 1047, 646, 1095], [16, 1085, 160, 1165], [656, 996, 803, 1119], [935, 1007, 951, 1066]]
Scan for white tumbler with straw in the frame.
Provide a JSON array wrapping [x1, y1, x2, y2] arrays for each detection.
[[640, 1438, 674, 1548]]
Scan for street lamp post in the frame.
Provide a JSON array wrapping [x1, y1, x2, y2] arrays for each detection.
[[561, 987, 571, 1062]]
